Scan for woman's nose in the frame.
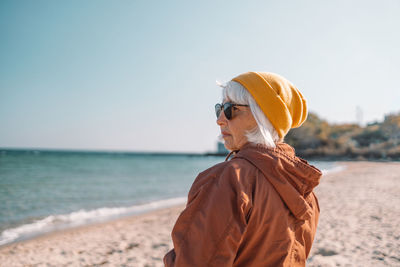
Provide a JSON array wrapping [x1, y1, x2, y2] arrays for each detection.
[[216, 109, 227, 125]]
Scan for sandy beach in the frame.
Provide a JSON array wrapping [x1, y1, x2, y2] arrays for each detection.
[[1, 161, 399, 266], [307, 161, 400, 266]]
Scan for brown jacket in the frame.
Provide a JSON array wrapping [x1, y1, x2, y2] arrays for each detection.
[[164, 142, 322, 266]]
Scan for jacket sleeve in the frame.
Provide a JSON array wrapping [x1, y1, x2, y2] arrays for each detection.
[[163, 163, 253, 267]]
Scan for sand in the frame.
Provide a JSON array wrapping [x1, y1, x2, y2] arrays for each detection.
[[307, 162, 400, 267], [0, 206, 182, 267], [0, 161, 399, 266]]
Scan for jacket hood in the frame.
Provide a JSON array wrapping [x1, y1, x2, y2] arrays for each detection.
[[233, 142, 322, 220]]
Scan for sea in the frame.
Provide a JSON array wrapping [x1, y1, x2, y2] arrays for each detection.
[[0, 149, 342, 246]]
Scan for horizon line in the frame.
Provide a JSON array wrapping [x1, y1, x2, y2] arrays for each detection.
[[0, 147, 225, 156]]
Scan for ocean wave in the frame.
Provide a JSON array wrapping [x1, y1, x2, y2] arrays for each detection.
[[0, 197, 186, 246]]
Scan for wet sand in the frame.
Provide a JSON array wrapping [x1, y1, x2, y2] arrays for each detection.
[[1, 161, 399, 266]]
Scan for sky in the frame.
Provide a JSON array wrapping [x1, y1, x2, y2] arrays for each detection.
[[1, 0, 399, 153]]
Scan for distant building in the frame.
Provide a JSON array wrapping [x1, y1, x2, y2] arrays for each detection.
[[217, 142, 228, 154]]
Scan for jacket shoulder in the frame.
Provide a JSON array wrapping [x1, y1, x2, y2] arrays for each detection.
[[198, 157, 258, 179], [189, 158, 258, 200]]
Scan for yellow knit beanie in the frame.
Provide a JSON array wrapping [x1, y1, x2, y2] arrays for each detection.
[[232, 71, 307, 138]]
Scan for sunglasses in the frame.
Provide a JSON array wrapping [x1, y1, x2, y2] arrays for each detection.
[[215, 102, 249, 120]]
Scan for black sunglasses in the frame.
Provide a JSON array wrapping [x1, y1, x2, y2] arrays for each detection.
[[215, 102, 249, 120]]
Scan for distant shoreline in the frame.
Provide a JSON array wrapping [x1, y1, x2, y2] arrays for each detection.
[[0, 148, 222, 158], [2, 148, 399, 161]]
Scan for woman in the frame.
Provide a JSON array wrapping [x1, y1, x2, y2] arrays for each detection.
[[164, 71, 322, 266]]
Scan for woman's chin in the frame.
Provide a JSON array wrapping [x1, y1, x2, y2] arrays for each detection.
[[223, 142, 237, 152]]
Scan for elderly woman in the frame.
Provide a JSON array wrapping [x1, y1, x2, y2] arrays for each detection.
[[164, 72, 322, 266]]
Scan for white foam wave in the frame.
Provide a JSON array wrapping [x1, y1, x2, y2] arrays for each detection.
[[0, 197, 186, 246], [321, 165, 346, 175]]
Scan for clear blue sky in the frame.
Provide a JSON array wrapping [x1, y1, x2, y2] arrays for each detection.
[[1, 0, 399, 152]]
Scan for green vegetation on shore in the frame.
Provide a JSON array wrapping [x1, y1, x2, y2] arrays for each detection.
[[285, 112, 400, 160]]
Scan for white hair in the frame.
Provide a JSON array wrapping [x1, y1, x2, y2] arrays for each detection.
[[218, 80, 281, 148]]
